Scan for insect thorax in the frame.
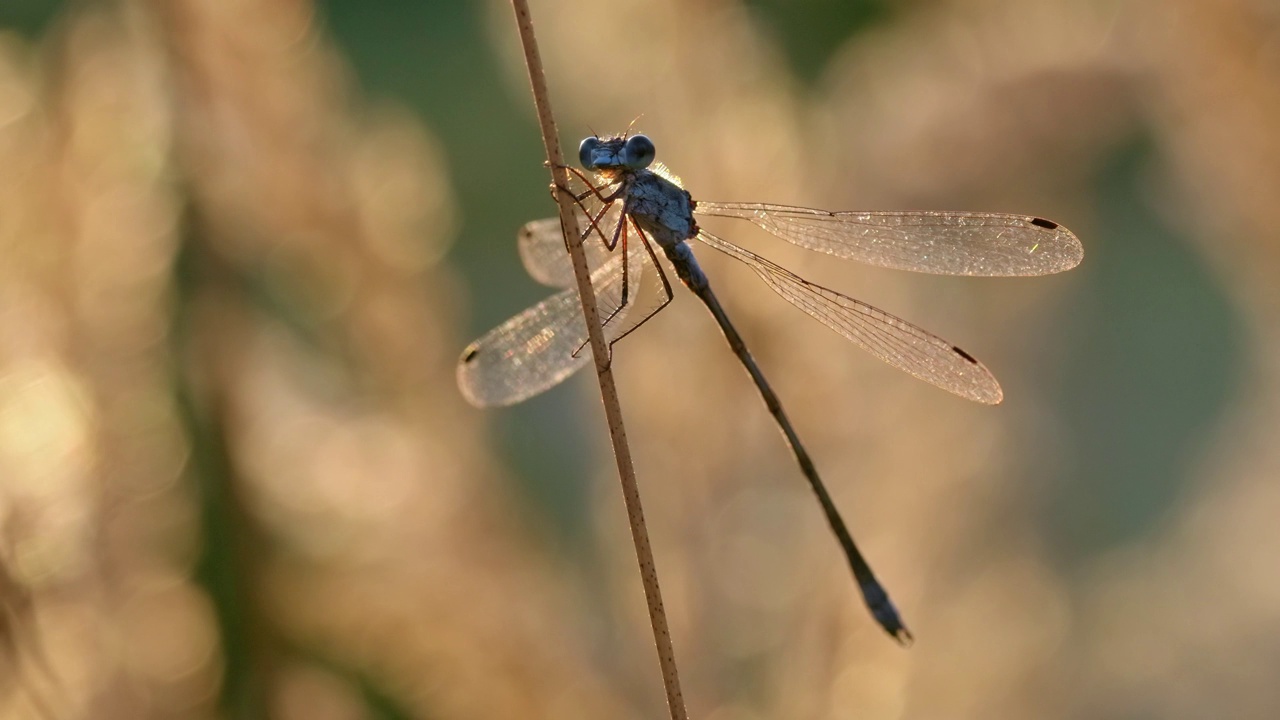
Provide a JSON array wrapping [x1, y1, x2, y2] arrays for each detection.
[[625, 170, 697, 249]]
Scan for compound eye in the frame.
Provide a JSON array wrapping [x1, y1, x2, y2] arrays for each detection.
[[622, 134, 655, 169], [578, 137, 600, 169]]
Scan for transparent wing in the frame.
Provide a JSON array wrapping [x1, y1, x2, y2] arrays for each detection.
[[695, 202, 1082, 277], [519, 201, 625, 288], [694, 230, 1003, 404], [458, 225, 655, 408], [458, 286, 590, 407]]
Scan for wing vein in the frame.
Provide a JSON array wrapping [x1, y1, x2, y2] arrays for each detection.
[[694, 230, 1003, 404]]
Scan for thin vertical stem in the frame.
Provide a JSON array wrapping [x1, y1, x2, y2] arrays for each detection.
[[508, 2, 688, 719]]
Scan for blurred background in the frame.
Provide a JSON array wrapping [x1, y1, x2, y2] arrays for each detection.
[[0, 0, 1277, 718]]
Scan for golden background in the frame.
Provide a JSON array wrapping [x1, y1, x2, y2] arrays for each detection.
[[0, 0, 1277, 718]]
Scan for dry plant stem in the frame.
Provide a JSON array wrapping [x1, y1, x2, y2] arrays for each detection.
[[508, 2, 688, 719]]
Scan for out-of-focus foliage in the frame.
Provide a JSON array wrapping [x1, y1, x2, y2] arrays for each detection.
[[0, 0, 1276, 718]]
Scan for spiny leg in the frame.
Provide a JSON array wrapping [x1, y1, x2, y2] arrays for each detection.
[[551, 163, 623, 216], [551, 181, 616, 247], [604, 219, 675, 347], [558, 186, 635, 336], [600, 210, 631, 327], [570, 210, 633, 360], [551, 168, 625, 250], [569, 220, 675, 358], [560, 164, 621, 207]]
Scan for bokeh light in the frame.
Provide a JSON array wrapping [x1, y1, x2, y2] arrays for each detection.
[[0, 0, 1277, 718]]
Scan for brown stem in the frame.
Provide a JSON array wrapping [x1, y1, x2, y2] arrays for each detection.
[[507, 2, 688, 719]]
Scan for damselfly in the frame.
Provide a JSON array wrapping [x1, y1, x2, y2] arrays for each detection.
[[457, 132, 1083, 642]]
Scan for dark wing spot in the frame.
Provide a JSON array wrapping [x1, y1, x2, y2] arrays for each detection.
[[952, 346, 979, 364], [1030, 217, 1059, 230], [462, 346, 480, 363]]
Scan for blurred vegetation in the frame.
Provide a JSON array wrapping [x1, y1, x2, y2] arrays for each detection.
[[0, 1, 1277, 719]]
